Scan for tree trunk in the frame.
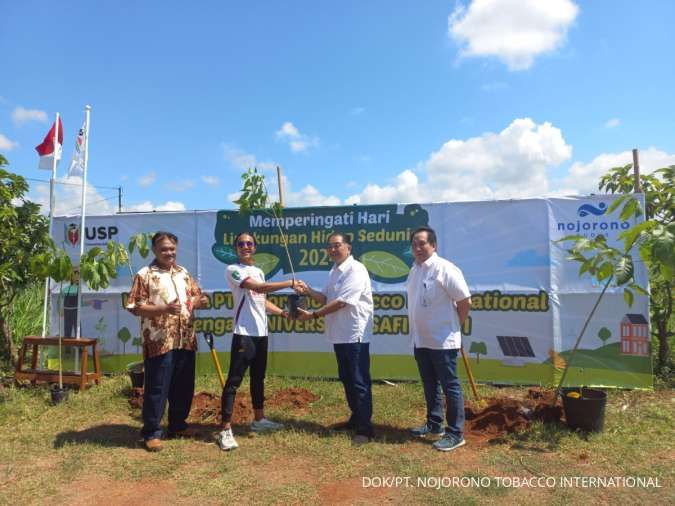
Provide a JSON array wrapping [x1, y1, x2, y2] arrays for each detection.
[[0, 310, 16, 366], [656, 319, 671, 372]]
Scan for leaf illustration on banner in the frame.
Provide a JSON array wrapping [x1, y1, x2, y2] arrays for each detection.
[[360, 251, 409, 279], [254, 253, 280, 276], [211, 243, 238, 264]]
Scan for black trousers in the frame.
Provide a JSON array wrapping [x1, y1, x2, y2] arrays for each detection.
[[221, 334, 268, 424], [141, 349, 196, 440]]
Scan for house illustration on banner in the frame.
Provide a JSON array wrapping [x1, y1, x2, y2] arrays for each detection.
[[620, 314, 649, 356]]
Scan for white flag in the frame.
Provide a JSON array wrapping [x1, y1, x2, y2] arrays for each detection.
[[67, 124, 86, 177]]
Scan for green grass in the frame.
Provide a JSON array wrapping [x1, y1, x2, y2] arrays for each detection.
[[0, 375, 672, 505]]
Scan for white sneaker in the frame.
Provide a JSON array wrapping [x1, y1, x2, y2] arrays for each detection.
[[216, 428, 238, 451], [251, 418, 284, 432]]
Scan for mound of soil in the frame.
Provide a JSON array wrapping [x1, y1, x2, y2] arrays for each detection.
[[464, 389, 563, 441], [129, 387, 320, 425]]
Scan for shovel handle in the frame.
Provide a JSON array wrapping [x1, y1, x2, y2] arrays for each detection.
[[203, 332, 225, 389], [460, 346, 480, 401]]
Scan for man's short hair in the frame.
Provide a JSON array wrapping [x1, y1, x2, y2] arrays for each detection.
[[327, 232, 352, 245], [152, 231, 178, 246], [410, 226, 437, 247]]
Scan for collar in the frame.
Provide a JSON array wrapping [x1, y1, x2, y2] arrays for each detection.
[[335, 254, 354, 273], [415, 252, 438, 269], [149, 260, 182, 274]]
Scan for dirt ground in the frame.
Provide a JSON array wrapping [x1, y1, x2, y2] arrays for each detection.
[[129, 386, 563, 442]]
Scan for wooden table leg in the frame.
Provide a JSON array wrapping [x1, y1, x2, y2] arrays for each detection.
[[30, 345, 39, 385], [79, 347, 89, 391], [92, 343, 101, 385]]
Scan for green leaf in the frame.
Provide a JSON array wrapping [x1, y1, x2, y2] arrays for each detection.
[[360, 251, 410, 279], [607, 194, 630, 214], [623, 288, 634, 307], [615, 255, 634, 285], [253, 253, 280, 276], [619, 198, 642, 221]]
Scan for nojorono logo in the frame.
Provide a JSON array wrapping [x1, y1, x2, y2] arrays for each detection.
[[557, 201, 629, 235], [577, 202, 607, 217]]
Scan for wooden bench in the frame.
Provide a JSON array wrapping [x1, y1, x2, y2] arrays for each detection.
[[15, 336, 102, 391]]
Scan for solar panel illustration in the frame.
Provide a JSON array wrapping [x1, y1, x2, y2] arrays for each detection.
[[497, 336, 536, 358]]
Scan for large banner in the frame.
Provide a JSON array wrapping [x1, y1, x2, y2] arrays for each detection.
[[51, 196, 652, 388]]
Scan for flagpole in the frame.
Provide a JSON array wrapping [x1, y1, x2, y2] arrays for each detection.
[[41, 112, 60, 338], [75, 105, 91, 342]]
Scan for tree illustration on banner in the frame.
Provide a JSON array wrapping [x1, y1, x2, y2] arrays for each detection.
[[117, 326, 131, 355], [469, 341, 487, 363], [598, 327, 612, 347]]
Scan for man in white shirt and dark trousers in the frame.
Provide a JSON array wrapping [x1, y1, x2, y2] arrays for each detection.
[[407, 226, 471, 452], [296, 232, 375, 445]]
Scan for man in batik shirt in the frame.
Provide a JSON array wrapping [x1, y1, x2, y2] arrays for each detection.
[[126, 231, 205, 452]]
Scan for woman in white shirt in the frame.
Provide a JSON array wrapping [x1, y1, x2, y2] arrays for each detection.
[[216, 232, 300, 451]]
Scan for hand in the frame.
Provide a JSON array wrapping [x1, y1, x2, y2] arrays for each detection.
[[194, 294, 209, 309], [293, 279, 309, 294], [165, 299, 182, 316], [295, 308, 313, 321]]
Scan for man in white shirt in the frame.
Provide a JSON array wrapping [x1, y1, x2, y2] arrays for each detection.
[[296, 232, 374, 445], [406, 226, 471, 452]]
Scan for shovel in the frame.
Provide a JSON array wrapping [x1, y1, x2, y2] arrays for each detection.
[[203, 332, 225, 389]]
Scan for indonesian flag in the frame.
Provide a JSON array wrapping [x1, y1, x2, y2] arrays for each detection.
[[35, 118, 63, 170]]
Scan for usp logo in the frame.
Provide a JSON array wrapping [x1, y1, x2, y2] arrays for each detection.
[[66, 223, 80, 246]]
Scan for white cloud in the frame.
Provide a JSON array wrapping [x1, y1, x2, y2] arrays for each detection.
[[29, 176, 117, 216], [0, 133, 19, 151], [561, 147, 675, 194], [137, 171, 156, 187], [275, 121, 319, 153], [285, 184, 341, 207], [201, 175, 220, 187], [12, 106, 48, 126], [223, 143, 276, 171], [449, 0, 579, 71], [346, 118, 572, 204], [605, 118, 621, 128], [125, 200, 186, 212], [165, 179, 194, 192], [350, 107, 365, 116]]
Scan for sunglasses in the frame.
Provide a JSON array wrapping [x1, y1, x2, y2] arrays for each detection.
[[237, 241, 255, 248]]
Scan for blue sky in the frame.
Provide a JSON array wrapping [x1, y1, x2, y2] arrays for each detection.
[[1, 0, 674, 215]]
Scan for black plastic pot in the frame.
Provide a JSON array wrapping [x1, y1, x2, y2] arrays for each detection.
[[288, 294, 306, 319], [562, 387, 607, 432], [50, 385, 69, 405], [127, 362, 144, 389]]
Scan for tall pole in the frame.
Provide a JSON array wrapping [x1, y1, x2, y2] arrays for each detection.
[[632, 148, 642, 193], [277, 166, 285, 207], [118, 186, 122, 213], [41, 112, 60, 337], [75, 106, 91, 341]]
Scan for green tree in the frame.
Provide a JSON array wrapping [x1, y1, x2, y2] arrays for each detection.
[[0, 156, 52, 363], [598, 326, 612, 346], [117, 326, 132, 355], [468, 341, 488, 363], [559, 164, 674, 378]]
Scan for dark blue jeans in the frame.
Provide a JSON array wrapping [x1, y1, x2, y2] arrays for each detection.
[[142, 349, 196, 440], [414, 347, 465, 439], [333, 342, 373, 437]]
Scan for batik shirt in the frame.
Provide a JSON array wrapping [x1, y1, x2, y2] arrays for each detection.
[[125, 261, 202, 359]]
